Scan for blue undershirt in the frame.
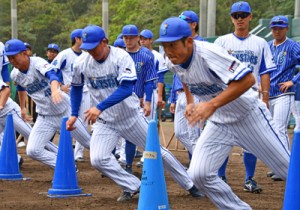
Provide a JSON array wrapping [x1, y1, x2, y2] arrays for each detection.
[[144, 81, 154, 102]]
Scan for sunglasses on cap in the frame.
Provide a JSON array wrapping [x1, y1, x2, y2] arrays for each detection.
[[179, 14, 192, 21], [270, 20, 288, 27], [231, 12, 250, 20]]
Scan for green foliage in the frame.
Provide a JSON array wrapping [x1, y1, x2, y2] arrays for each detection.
[[0, 0, 295, 55]]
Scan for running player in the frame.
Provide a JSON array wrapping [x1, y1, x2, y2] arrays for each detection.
[[67, 25, 204, 202], [155, 16, 290, 209], [51, 29, 90, 162], [5, 39, 90, 169], [214, 1, 275, 192], [267, 15, 300, 180]]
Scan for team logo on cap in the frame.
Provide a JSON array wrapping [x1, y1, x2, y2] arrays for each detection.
[[162, 24, 168, 36], [4, 43, 9, 52], [82, 32, 88, 42], [238, 2, 243, 10]]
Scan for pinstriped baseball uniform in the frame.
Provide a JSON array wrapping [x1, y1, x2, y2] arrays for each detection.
[[11, 56, 90, 168], [268, 38, 300, 150], [72, 46, 196, 193], [167, 41, 290, 209], [52, 49, 91, 160], [170, 74, 200, 154]]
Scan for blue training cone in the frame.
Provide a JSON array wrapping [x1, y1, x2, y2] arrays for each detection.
[[283, 130, 300, 209], [138, 120, 170, 210], [0, 113, 23, 180], [48, 117, 91, 198]]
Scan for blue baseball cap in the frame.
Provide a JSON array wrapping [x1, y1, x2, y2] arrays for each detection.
[[179, 10, 199, 23], [230, 1, 251, 14], [47, 43, 60, 52], [122, 25, 139, 36], [269, 15, 288, 28], [140, 29, 153, 39], [70, 29, 83, 41], [117, 33, 123, 39], [80, 25, 106, 50], [155, 17, 192, 43], [113, 39, 126, 48], [4, 39, 26, 56]]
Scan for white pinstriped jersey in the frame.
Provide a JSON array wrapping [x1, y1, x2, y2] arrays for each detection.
[[10, 57, 70, 115], [215, 33, 276, 90], [52, 48, 89, 93], [152, 49, 168, 74], [72, 46, 140, 122], [167, 41, 258, 123], [0, 42, 8, 82], [0, 78, 18, 118]]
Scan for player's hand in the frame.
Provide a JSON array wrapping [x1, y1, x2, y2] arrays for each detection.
[[139, 98, 144, 108], [51, 90, 63, 104], [20, 107, 28, 121], [84, 106, 101, 125], [157, 95, 164, 108], [60, 84, 70, 94], [278, 81, 293, 93], [170, 103, 176, 114], [186, 101, 217, 127], [144, 101, 151, 117], [66, 116, 77, 131]]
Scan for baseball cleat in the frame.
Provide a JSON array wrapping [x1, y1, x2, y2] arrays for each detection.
[[75, 157, 84, 162], [136, 161, 143, 167], [243, 177, 262, 194], [188, 185, 205, 198], [267, 171, 275, 177], [124, 164, 133, 174], [117, 189, 139, 202], [271, 174, 283, 181]]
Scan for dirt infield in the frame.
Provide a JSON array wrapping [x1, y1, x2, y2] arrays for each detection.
[[0, 121, 286, 210]]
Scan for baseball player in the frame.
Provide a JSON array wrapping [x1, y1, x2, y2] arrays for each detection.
[[155, 16, 290, 209], [169, 10, 206, 162], [51, 29, 90, 162], [67, 25, 204, 202], [267, 15, 300, 180], [5, 39, 90, 169], [214, 1, 276, 192], [122, 24, 157, 173], [46, 43, 60, 63]]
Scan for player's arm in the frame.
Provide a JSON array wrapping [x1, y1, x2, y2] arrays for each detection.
[[260, 73, 270, 107], [188, 73, 255, 126], [17, 87, 28, 121], [143, 80, 154, 116], [67, 84, 83, 131], [45, 70, 63, 104], [157, 71, 166, 108], [183, 82, 195, 119], [0, 85, 10, 110], [84, 80, 135, 125]]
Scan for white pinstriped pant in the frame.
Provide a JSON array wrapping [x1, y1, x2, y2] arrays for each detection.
[[90, 111, 194, 193], [26, 108, 90, 168], [269, 94, 294, 151], [74, 91, 90, 159], [174, 92, 200, 154], [188, 102, 290, 209]]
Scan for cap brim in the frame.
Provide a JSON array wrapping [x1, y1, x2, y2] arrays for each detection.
[[154, 36, 184, 43], [4, 50, 22, 56], [80, 41, 100, 50]]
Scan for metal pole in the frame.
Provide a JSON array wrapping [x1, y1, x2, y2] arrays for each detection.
[[295, 0, 300, 19], [207, 0, 216, 37], [199, 0, 207, 37], [11, 0, 18, 39], [102, 0, 109, 39]]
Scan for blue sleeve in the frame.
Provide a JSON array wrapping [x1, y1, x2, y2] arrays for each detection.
[[45, 70, 60, 83], [96, 80, 134, 111], [1, 65, 10, 83], [16, 85, 26, 91], [70, 85, 83, 117], [144, 81, 153, 102], [158, 71, 166, 84], [169, 75, 177, 104]]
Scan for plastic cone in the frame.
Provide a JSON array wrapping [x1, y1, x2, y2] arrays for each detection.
[[138, 120, 170, 210], [0, 113, 23, 180], [48, 117, 91, 198], [283, 130, 300, 209]]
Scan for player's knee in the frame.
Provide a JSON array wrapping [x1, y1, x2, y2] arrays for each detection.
[[189, 167, 213, 186], [26, 146, 42, 159], [90, 155, 110, 169]]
